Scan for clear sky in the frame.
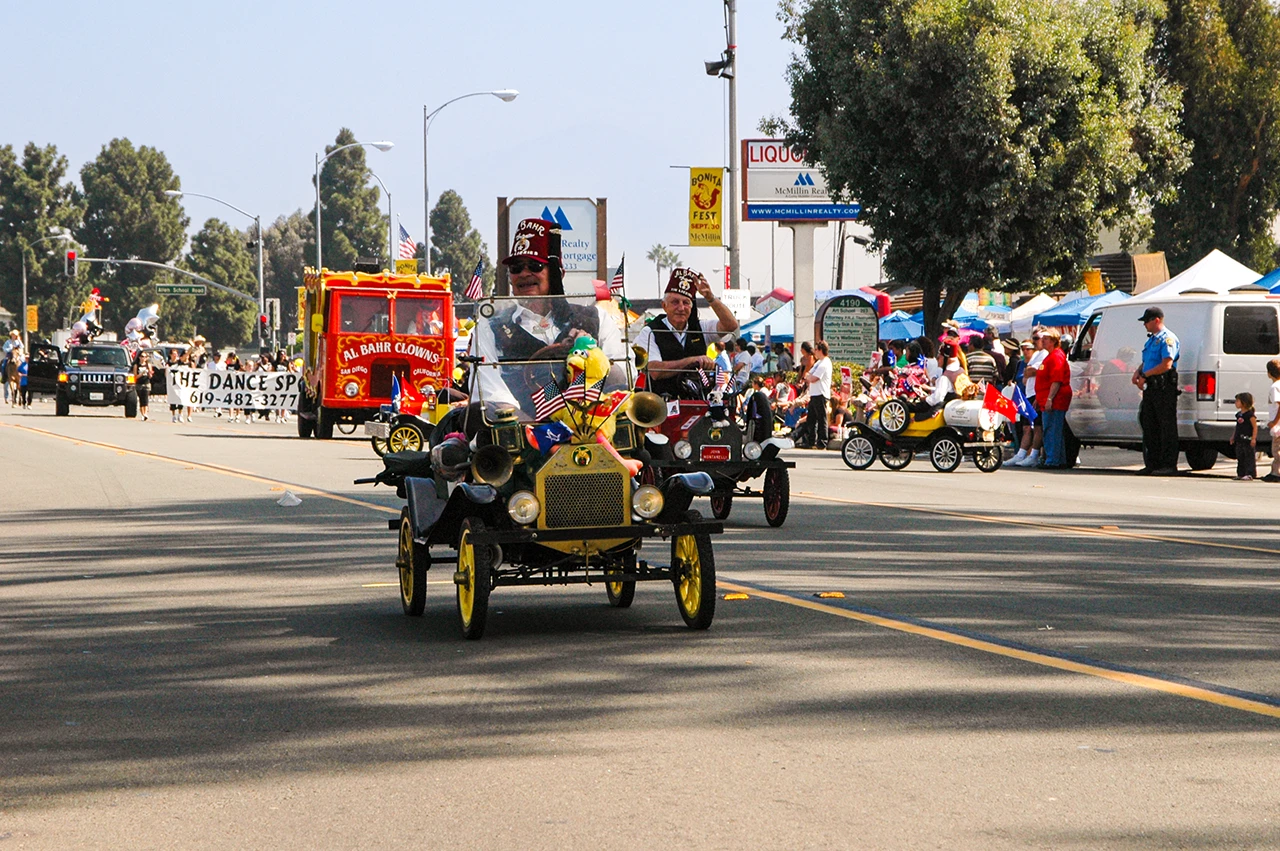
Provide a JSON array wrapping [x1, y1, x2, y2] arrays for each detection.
[[2, 0, 879, 301]]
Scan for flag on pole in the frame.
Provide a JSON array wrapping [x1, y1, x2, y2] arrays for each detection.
[[464, 258, 484, 300], [397, 225, 416, 260], [532, 377, 568, 420], [390, 373, 402, 413], [610, 256, 625, 297], [982, 382, 1018, 424], [1011, 384, 1038, 422]]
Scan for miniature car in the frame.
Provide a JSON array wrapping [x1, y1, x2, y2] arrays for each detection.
[[840, 395, 1004, 473], [357, 296, 723, 639]]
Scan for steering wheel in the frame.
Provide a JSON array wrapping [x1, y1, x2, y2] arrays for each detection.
[[520, 342, 573, 399]]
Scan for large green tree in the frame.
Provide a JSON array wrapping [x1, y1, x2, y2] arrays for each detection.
[[79, 138, 188, 331], [1152, 0, 1280, 273], [183, 218, 257, 348], [429, 189, 492, 296], [780, 0, 1189, 334], [0, 143, 84, 335], [310, 128, 388, 272], [264, 210, 313, 332]]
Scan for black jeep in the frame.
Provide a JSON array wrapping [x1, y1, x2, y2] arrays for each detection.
[[56, 343, 138, 417], [26, 342, 64, 396]]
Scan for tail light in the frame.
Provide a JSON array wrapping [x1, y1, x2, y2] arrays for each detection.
[[1196, 371, 1215, 402]]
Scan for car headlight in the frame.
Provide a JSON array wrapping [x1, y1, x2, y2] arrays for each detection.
[[674, 440, 692, 460], [344, 381, 359, 397], [743, 441, 762, 461], [506, 490, 540, 525], [632, 484, 664, 519]]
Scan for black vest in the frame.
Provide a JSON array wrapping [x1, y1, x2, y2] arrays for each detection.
[[646, 316, 707, 400], [492, 302, 601, 361]]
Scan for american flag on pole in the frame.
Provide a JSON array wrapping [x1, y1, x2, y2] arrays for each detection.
[[532, 377, 568, 421], [610, 256, 625, 297], [563, 373, 606, 405], [397, 225, 416, 260], [464, 258, 484, 300]]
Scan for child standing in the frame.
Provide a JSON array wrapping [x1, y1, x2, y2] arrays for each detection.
[[1232, 391, 1258, 481]]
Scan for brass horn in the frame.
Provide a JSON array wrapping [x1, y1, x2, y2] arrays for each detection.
[[625, 391, 667, 428], [631, 344, 648, 371], [471, 444, 514, 487]]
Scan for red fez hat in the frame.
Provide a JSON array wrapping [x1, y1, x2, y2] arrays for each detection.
[[665, 268, 701, 300], [503, 218, 555, 266]]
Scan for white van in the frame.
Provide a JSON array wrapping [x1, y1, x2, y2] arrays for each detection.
[[1066, 293, 1280, 470]]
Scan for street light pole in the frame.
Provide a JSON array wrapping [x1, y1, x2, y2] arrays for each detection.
[[726, 0, 740, 293], [165, 190, 267, 348], [366, 170, 393, 267], [423, 89, 519, 274], [314, 140, 395, 275], [20, 230, 72, 350]]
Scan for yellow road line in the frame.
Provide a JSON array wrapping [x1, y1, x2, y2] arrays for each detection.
[[0, 421, 399, 515], [718, 579, 1280, 720], [795, 490, 1280, 557]]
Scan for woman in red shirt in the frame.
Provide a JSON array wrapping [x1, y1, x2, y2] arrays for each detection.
[[1036, 328, 1073, 468]]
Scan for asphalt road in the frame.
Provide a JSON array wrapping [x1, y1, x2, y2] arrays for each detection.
[[2, 398, 1279, 850]]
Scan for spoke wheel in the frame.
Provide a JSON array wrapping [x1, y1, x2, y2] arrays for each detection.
[[763, 468, 790, 527], [841, 433, 876, 470], [388, 422, 425, 454], [397, 508, 427, 616], [605, 549, 637, 609], [455, 518, 491, 640], [929, 435, 963, 473], [879, 445, 913, 470], [371, 435, 390, 457], [709, 491, 733, 520], [973, 446, 1004, 473], [672, 509, 716, 630], [879, 399, 909, 435]]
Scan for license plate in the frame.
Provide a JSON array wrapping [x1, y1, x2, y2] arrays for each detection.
[[89, 392, 104, 401], [700, 445, 731, 462], [364, 422, 390, 438]]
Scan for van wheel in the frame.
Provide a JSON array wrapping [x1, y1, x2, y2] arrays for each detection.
[[1184, 444, 1219, 471]]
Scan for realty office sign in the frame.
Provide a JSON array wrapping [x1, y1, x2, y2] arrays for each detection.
[[741, 139, 861, 222], [506, 198, 599, 274]]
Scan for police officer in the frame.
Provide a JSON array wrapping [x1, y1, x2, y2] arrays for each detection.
[[1132, 306, 1180, 475]]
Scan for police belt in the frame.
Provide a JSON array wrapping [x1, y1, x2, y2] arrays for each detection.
[[1146, 369, 1178, 391]]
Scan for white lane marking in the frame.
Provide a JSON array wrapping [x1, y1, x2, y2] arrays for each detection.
[[1149, 496, 1252, 507]]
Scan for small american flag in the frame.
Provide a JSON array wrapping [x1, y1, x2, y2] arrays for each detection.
[[397, 225, 416, 260], [532, 377, 567, 421], [610, 256, 625, 297], [563, 374, 606, 405], [464, 258, 484, 300], [714, 366, 729, 391]]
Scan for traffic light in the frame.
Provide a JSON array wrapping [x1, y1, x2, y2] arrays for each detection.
[[65, 250, 77, 278], [264, 298, 280, 330], [258, 314, 269, 337]]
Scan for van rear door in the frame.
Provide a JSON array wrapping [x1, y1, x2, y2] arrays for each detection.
[[1217, 304, 1279, 420]]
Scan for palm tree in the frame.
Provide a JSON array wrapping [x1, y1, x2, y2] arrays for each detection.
[[647, 244, 683, 289]]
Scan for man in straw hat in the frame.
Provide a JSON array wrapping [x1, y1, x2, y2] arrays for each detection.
[[633, 268, 739, 400]]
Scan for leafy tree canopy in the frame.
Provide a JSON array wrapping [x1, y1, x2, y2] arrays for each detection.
[[430, 189, 491, 296], [79, 138, 188, 329], [182, 217, 257, 348], [311, 128, 388, 272], [781, 0, 1189, 333], [0, 143, 84, 334], [264, 210, 313, 331], [1153, 0, 1280, 274]]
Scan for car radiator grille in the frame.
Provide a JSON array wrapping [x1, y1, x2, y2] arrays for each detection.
[[543, 472, 625, 528], [79, 372, 116, 383]]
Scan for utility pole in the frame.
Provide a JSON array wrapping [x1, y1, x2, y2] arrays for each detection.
[[727, 0, 740, 293]]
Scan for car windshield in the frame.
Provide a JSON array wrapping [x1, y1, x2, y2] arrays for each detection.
[[468, 295, 632, 423], [68, 346, 130, 367]]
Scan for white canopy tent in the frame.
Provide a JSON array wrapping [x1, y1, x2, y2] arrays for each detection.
[[1009, 293, 1058, 338], [1129, 249, 1259, 301]]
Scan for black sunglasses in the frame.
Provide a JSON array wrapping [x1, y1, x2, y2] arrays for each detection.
[[507, 259, 547, 275]]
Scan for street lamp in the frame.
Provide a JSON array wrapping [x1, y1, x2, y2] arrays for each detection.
[[365, 170, 394, 268], [20, 228, 73, 349], [314, 141, 394, 274], [423, 90, 518, 274], [165, 189, 266, 347]]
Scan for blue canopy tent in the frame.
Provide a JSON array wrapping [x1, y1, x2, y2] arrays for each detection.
[[1255, 267, 1280, 292], [1033, 290, 1130, 326], [878, 314, 923, 340], [739, 302, 794, 343]]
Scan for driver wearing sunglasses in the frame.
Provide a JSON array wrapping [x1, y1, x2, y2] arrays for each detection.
[[470, 217, 625, 409]]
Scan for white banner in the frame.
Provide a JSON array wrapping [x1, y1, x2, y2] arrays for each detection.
[[167, 367, 302, 410]]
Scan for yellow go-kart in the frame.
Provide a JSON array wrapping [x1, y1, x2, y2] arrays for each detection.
[[841, 395, 1004, 473]]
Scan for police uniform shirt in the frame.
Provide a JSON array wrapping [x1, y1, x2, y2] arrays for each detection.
[[1142, 328, 1180, 374]]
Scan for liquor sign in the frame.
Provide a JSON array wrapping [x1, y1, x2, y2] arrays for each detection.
[[742, 139, 862, 222], [688, 167, 723, 247], [815, 295, 878, 365]]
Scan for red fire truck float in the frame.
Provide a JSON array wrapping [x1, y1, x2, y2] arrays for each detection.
[[297, 267, 455, 440]]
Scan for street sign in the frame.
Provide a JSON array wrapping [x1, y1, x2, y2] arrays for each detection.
[[155, 283, 207, 295]]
